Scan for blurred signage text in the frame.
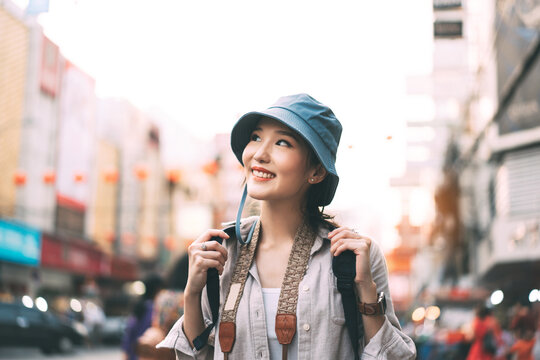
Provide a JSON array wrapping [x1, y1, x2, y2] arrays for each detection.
[[434, 21, 463, 38], [0, 220, 41, 266], [433, 0, 462, 10]]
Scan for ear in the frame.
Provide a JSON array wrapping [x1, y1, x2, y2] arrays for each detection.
[[308, 164, 327, 185]]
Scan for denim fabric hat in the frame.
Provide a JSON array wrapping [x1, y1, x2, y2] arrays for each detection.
[[231, 93, 342, 207]]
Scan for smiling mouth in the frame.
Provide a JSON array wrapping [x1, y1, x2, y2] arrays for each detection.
[[252, 169, 276, 179]]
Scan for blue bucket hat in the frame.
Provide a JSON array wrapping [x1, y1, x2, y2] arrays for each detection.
[[230, 94, 342, 244]]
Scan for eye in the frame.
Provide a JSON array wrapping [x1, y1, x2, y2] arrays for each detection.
[[250, 133, 261, 142], [276, 139, 292, 147]]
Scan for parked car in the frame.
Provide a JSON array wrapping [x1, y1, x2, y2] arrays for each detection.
[[0, 301, 85, 354], [101, 315, 127, 344]]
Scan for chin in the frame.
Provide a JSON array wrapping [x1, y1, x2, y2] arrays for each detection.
[[246, 187, 269, 201]]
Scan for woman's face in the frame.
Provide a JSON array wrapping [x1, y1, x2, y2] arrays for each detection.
[[242, 118, 315, 204]]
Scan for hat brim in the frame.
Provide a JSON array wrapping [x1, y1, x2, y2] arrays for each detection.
[[231, 108, 339, 206]]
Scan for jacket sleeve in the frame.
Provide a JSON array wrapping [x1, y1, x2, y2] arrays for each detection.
[[156, 286, 215, 360], [361, 240, 417, 360]]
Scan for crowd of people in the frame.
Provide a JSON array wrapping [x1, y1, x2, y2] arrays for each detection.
[[415, 303, 540, 360]]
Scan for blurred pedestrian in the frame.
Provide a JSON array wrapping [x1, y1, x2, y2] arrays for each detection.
[[136, 253, 189, 360], [83, 299, 106, 347], [122, 274, 164, 360], [156, 94, 416, 359], [532, 315, 540, 360], [505, 328, 535, 360], [467, 305, 502, 360]]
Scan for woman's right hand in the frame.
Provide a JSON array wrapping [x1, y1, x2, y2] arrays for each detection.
[[185, 229, 229, 295]]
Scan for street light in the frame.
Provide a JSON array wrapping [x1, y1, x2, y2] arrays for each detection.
[[490, 290, 504, 305], [529, 289, 539, 303], [22, 295, 33, 308], [35, 297, 48, 312]]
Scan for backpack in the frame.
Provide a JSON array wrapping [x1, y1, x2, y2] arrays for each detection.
[[194, 224, 363, 360], [482, 329, 497, 355]]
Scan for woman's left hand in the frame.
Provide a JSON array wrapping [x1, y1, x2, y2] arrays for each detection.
[[328, 227, 374, 288]]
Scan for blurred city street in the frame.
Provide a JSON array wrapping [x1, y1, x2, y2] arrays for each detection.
[[1, 0, 540, 359]]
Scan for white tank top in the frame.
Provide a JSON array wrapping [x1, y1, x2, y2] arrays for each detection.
[[261, 288, 298, 360]]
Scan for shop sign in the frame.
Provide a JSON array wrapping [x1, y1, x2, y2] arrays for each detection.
[[111, 256, 137, 281], [433, 20, 463, 38], [0, 220, 41, 266], [41, 234, 104, 276], [433, 0, 462, 10]]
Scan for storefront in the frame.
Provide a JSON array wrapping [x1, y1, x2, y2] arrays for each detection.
[[40, 233, 138, 314], [0, 219, 41, 298]]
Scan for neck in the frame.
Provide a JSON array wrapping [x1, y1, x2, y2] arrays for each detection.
[[258, 200, 305, 245]]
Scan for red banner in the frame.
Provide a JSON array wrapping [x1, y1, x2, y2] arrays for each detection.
[[40, 234, 137, 279], [41, 234, 101, 275]]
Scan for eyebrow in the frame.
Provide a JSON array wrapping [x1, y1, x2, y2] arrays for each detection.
[[253, 127, 300, 141]]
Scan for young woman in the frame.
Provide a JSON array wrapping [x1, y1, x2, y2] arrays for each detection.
[[158, 94, 416, 359]]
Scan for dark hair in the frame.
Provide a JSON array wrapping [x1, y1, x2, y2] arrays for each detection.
[[304, 148, 339, 230], [142, 273, 164, 300], [132, 273, 164, 320], [165, 253, 189, 291], [476, 305, 492, 319]]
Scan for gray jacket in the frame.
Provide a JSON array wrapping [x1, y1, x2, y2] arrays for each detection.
[[158, 217, 416, 359]]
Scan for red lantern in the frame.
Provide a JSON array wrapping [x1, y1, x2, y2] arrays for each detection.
[[43, 171, 56, 185], [74, 172, 86, 183], [134, 166, 148, 181], [165, 236, 176, 251], [166, 169, 181, 183], [122, 233, 135, 246], [202, 161, 219, 175], [104, 170, 119, 183], [147, 236, 158, 247], [106, 232, 115, 243], [13, 171, 27, 186]]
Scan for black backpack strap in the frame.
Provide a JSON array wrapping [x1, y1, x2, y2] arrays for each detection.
[[332, 237, 363, 360], [193, 225, 236, 350]]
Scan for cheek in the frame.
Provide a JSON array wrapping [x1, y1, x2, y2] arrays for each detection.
[[242, 143, 255, 165], [279, 154, 309, 178]]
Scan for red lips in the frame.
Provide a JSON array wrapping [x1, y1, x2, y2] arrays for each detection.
[[251, 166, 276, 181]]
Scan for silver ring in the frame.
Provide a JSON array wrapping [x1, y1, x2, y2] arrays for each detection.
[[201, 242, 207, 251]]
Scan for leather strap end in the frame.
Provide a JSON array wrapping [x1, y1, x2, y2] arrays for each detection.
[[219, 321, 236, 353], [275, 314, 296, 345]]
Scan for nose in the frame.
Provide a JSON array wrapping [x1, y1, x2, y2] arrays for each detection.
[[253, 140, 271, 163]]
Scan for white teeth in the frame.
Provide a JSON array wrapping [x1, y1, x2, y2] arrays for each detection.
[[253, 170, 275, 179]]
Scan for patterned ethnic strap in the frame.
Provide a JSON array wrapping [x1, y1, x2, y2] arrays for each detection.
[[219, 219, 315, 360]]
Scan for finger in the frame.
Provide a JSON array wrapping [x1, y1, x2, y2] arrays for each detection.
[[327, 226, 349, 238], [333, 241, 361, 257], [332, 231, 371, 248], [201, 241, 228, 261], [195, 229, 230, 244], [329, 230, 356, 246], [196, 250, 226, 267], [331, 238, 371, 256], [193, 257, 224, 273], [329, 230, 365, 249], [330, 237, 349, 255]]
